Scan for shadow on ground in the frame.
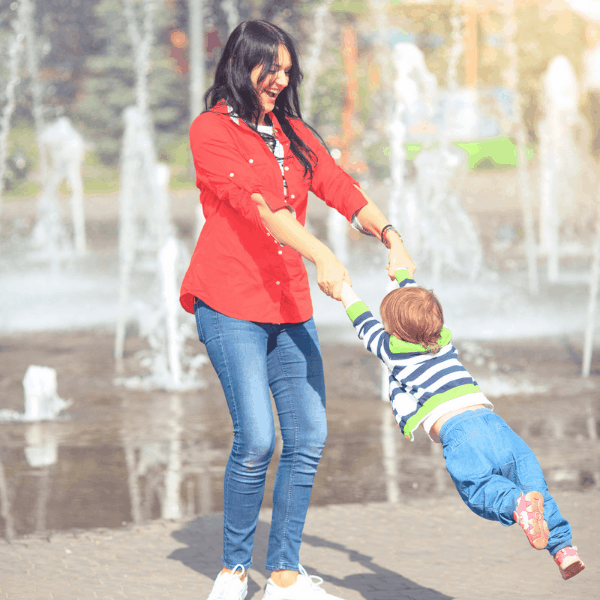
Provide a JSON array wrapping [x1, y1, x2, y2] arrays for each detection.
[[168, 513, 452, 600]]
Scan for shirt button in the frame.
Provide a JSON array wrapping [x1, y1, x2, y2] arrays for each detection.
[[284, 166, 289, 171], [278, 250, 283, 255], [276, 281, 280, 285], [249, 159, 254, 163], [229, 172, 234, 177], [291, 194, 295, 199]]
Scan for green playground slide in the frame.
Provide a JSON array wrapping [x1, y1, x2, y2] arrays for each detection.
[[404, 136, 534, 170]]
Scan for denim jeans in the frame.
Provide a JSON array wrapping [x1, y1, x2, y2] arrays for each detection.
[[439, 409, 572, 555], [193, 298, 327, 571]]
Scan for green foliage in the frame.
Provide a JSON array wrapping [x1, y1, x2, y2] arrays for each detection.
[[2, 181, 42, 200], [6, 125, 39, 170], [158, 134, 191, 167]]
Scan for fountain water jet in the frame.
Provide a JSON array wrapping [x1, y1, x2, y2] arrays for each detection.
[[501, 0, 538, 294], [0, 365, 71, 423], [114, 235, 206, 392], [538, 56, 589, 282], [388, 42, 481, 281], [301, 0, 332, 122], [388, 43, 437, 248], [222, 0, 240, 35], [0, 1, 27, 215], [23, 365, 71, 421], [31, 117, 87, 258]]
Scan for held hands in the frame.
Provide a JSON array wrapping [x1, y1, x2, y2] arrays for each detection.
[[315, 251, 351, 301]]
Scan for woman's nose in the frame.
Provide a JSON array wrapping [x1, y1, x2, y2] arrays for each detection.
[[276, 71, 288, 88]]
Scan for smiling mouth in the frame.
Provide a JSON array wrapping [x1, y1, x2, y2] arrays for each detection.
[[265, 90, 278, 100]]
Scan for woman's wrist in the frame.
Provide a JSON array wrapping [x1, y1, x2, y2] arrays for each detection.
[[312, 245, 337, 268], [381, 225, 403, 249]]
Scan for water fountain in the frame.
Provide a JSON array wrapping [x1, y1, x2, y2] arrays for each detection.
[[388, 41, 481, 281], [114, 234, 207, 391], [23, 365, 71, 421], [31, 117, 87, 258], [501, 0, 538, 294], [0, 365, 71, 423], [388, 42, 437, 246], [538, 56, 589, 282], [582, 194, 600, 377], [413, 145, 482, 282], [301, 0, 332, 122], [222, 0, 240, 35], [0, 0, 27, 215]]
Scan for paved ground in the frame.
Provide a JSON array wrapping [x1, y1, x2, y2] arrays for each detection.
[[0, 490, 596, 600]]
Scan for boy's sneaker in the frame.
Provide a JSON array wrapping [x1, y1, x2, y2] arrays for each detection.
[[554, 546, 586, 580], [262, 565, 345, 599], [207, 564, 247, 600], [513, 491, 549, 550]]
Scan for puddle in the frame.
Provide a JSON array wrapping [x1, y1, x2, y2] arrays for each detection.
[[1, 332, 599, 541]]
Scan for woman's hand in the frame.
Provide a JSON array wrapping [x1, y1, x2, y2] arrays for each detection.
[[315, 250, 351, 301], [386, 233, 416, 279]]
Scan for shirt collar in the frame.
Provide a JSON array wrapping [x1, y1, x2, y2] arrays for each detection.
[[388, 326, 453, 354], [218, 100, 285, 142]]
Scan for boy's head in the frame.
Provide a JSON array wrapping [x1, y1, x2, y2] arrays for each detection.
[[380, 286, 444, 353]]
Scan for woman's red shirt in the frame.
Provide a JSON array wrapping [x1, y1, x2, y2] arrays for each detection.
[[179, 102, 368, 323]]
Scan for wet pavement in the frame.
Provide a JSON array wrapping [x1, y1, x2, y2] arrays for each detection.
[[0, 330, 598, 543], [0, 491, 597, 599]]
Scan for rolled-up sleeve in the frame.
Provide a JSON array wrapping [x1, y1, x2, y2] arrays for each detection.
[[189, 114, 289, 231], [291, 121, 367, 220]]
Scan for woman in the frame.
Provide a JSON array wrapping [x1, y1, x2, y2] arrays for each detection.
[[180, 20, 415, 600]]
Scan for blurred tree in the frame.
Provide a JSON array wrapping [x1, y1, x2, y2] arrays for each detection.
[[73, 0, 188, 165], [0, 0, 98, 121]]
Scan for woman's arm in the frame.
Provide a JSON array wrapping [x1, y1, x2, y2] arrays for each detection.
[[252, 193, 350, 300], [352, 186, 416, 279]]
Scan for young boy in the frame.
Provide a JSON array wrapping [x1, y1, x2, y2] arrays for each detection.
[[340, 269, 585, 580]]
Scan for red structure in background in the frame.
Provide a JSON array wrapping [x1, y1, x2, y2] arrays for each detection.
[[333, 26, 368, 176], [169, 28, 223, 76], [170, 29, 188, 74]]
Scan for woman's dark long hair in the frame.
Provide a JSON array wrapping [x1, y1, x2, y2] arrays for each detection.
[[204, 20, 322, 180]]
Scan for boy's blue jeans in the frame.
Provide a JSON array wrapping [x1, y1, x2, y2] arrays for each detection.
[[438, 408, 572, 555], [193, 298, 327, 572]]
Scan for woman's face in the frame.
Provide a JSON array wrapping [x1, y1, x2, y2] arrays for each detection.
[[250, 44, 292, 124]]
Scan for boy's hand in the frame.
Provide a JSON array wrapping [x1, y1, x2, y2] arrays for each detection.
[[341, 281, 361, 309], [386, 239, 416, 279]]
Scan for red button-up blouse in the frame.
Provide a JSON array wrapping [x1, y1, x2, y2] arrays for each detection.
[[179, 101, 368, 323]]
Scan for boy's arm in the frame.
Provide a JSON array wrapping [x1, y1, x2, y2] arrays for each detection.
[[341, 281, 361, 309], [394, 268, 417, 288], [341, 282, 393, 364]]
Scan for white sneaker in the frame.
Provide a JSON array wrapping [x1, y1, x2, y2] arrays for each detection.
[[207, 564, 248, 600], [262, 565, 345, 599]]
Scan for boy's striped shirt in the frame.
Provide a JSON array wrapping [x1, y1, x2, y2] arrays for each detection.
[[346, 270, 486, 440]]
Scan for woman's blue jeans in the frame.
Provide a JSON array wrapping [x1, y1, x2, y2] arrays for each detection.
[[193, 298, 327, 572], [439, 409, 572, 555]]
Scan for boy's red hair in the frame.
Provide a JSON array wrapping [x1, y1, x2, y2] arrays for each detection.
[[380, 286, 444, 354]]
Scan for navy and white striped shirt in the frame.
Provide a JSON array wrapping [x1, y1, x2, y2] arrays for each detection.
[[346, 270, 491, 440]]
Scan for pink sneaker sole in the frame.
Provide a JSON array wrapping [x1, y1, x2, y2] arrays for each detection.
[[554, 547, 586, 580], [513, 491, 549, 550]]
